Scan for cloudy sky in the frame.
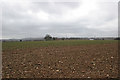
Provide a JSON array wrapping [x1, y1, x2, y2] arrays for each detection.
[[1, 0, 119, 39]]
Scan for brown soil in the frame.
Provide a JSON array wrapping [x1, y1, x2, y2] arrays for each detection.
[[2, 43, 118, 78]]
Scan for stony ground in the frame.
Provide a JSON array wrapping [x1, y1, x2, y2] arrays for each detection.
[[2, 43, 118, 78]]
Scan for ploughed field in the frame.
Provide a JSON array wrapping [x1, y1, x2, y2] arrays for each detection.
[[2, 40, 118, 78]]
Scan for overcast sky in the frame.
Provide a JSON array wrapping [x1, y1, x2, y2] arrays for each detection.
[[1, 0, 119, 39]]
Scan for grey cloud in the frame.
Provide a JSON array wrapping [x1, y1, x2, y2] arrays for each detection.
[[2, 0, 118, 39]]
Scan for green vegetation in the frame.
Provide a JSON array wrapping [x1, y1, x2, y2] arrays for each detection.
[[2, 40, 118, 51]]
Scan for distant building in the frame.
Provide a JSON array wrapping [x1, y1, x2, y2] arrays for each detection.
[[89, 38, 94, 40]]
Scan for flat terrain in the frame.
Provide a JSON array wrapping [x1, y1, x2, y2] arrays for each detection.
[[2, 40, 118, 78]]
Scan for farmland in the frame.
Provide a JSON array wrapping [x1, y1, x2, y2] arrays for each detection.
[[2, 40, 118, 78]]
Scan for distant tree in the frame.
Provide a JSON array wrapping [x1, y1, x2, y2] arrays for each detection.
[[114, 37, 120, 40], [44, 34, 52, 41], [53, 37, 56, 40], [61, 37, 65, 40], [20, 40, 22, 42]]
